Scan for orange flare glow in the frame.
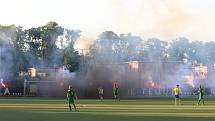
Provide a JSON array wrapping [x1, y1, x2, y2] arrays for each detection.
[[184, 75, 194, 87]]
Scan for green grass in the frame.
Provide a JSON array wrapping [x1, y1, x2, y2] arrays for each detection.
[[0, 97, 215, 121]]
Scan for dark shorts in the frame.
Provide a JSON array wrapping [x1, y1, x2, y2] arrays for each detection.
[[115, 92, 118, 95], [68, 98, 74, 104], [175, 95, 179, 99], [99, 93, 103, 96]]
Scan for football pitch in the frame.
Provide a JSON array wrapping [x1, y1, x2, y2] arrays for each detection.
[[0, 97, 215, 121]]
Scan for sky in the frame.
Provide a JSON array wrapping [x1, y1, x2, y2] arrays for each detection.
[[0, 0, 215, 44]]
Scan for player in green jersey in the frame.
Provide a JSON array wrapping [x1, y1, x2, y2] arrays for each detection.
[[113, 83, 120, 100], [197, 85, 205, 105], [67, 85, 77, 111]]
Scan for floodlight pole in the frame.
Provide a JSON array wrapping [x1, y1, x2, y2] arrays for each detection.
[[23, 78, 27, 96]]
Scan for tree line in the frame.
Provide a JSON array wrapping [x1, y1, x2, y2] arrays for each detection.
[[89, 31, 215, 67], [1, 22, 215, 91]]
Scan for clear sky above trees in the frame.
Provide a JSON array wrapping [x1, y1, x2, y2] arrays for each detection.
[[0, 0, 214, 41]]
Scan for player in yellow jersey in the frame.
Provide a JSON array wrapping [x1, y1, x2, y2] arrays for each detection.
[[173, 84, 181, 105]]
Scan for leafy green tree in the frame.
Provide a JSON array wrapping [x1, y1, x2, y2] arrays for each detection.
[[168, 38, 191, 62], [118, 33, 144, 61], [0, 24, 30, 83], [11, 26, 29, 76], [142, 38, 168, 61], [188, 41, 204, 65], [62, 29, 81, 72], [25, 21, 64, 66], [203, 42, 215, 66], [89, 31, 120, 63]]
